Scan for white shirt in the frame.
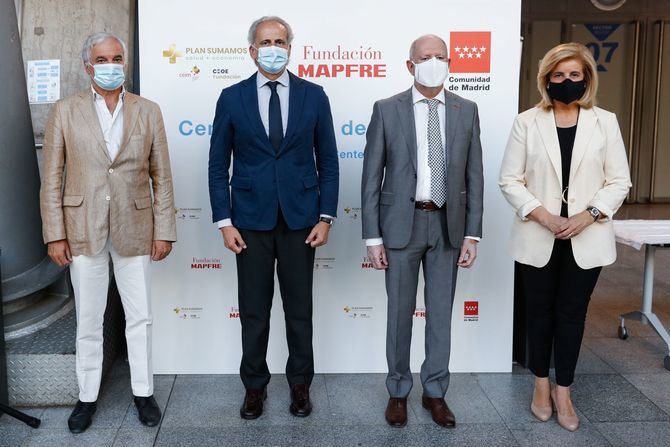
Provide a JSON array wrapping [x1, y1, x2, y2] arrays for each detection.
[[217, 70, 331, 228], [91, 86, 125, 162], [365, 86, 479, 246]]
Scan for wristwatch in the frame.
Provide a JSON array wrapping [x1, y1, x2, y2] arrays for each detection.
[[587, 206, 601, 221], [319, 216, 334, 226]]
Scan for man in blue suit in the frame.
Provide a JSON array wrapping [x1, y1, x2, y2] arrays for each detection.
[[208, 16, 339, 420]]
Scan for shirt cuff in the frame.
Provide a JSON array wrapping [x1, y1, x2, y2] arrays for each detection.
[[217, 218, 232, 228], [464, 236, 481, 242], [365, 238, 384, 246]]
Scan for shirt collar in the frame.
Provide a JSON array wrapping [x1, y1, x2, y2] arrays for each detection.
[[257, 69, 290, 90], [91, 85, 126, 101], [411, 85, 445, 105]]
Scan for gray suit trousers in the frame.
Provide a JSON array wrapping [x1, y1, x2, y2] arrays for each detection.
[[385, 208, 459, 398]]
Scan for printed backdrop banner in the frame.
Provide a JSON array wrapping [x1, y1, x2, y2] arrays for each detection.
[[139, 0, 521, 373]]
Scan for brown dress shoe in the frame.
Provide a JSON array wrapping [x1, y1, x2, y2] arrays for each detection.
[[240, 389, 267, 420], [289, 384, 312, 417], [385, 397, 407, 427], [422, 395, 455, 428]]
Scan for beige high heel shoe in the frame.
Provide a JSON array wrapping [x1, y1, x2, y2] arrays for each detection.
[[530, 385, 552, 422], [550, 387, 579, 431], [530, 401, 553, 422]]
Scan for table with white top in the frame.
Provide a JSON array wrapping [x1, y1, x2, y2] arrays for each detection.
[[613, 220, 670, 371]]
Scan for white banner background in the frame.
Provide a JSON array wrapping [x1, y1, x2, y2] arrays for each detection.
[[139, 0, 521, 374]]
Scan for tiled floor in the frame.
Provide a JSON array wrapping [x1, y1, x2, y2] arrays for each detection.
[[2, 205, 670, 446]]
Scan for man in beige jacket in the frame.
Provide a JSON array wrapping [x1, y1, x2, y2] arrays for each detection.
[[39, 32, 176, 433]]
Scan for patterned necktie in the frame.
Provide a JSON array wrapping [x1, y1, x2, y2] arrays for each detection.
[[423, 99, 447, 207], [266, 81, 283, 152]]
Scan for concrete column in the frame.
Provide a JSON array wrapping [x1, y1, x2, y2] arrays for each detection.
[[20, 0, 135, 144]]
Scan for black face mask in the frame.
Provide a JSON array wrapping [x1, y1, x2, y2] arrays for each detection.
[[547, 79, 587, 105]]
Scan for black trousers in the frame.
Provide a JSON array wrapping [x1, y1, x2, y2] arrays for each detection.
[[236, 213, 315, 390], [519, 239, 601, 386]]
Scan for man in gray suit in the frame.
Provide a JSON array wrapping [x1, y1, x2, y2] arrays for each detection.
[[361, 34, 483, 429]]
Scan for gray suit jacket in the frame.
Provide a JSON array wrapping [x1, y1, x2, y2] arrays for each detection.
[[361, 88, 483, 249]]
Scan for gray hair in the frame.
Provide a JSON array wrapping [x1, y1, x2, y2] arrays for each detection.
[[247, 16, 294, 46], [81, 32, 127, 64], [409, 34, 448, 60]]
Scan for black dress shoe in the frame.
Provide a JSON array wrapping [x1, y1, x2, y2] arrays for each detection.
[[289, 384, 312, 417], [134, 395, 162, 427], [240, 389, 267, 420], [68, 400, 97, 433]]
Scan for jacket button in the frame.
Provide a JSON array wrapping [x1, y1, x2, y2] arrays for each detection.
[[105, 196, 111, 201], [108, 168, 114, 173], [410, 197, 415, 202]]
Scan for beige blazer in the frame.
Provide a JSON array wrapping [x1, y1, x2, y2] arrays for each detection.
[[498, 106, 631, 269], [40, 90, 176, 257]]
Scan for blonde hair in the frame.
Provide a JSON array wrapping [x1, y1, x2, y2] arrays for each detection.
[[536, 43, 598, 110]]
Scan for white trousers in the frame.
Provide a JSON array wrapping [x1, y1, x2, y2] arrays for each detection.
[[70, 239, 153, 402]]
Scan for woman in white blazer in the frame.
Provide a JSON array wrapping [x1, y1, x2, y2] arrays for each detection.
[[499, 43, 631, 432]]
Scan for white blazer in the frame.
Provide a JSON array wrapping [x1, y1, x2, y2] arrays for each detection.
[[498, 106, 632, 269]]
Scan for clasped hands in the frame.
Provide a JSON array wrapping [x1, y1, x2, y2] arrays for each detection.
[[530, 207, 595, 240]]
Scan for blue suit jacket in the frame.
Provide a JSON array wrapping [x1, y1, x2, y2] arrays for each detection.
[[208, 71, 339, 230]]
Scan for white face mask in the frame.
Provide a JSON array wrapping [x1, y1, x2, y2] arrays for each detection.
[[413, 57, 448, 88]]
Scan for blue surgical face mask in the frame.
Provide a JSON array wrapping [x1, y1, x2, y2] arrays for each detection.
[[89, 63, 125, 90], [255, 46, 289, 74]]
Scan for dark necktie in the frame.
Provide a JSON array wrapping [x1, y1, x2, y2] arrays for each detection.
[[267, 81, 283, 152]]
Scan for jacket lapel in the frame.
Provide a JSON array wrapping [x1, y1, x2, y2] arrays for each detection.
[[444, 90, 461, 171], [116, 92, 140, 162], [569, 107, 598, 184], [396, 89, 417, 173], [241, 73, 275, 155], [76, 90, 111, 163], [535, 108, 563, 186], [280, 72, 305, 154]]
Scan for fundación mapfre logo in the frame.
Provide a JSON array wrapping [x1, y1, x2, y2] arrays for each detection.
[[449, 32, 491, 73], [190, 257, 222, 269], [298, 44, 386, 78], [464, 300, 479, 322]]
